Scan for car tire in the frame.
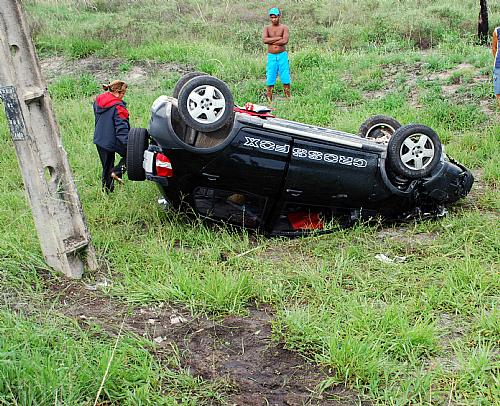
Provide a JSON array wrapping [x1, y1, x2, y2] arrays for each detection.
[[177, 75, 234, 133], [387, 124, 442, 179], [358, 115, 401, 143], [126, 127, 149, 181], [172, 71, 209, 99]]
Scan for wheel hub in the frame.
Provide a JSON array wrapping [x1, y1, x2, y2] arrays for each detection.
[[400, 133, 435, 170], [201, 98, 212, 109], [412, 145, 423, 157], [187, 85, 226, 124], [367, 124, 395, 144]]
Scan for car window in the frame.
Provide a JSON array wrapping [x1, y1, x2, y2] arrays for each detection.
[[193, 187, 267, 229]]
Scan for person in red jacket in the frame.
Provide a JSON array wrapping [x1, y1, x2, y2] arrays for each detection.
[[93, 80, 130, 192]]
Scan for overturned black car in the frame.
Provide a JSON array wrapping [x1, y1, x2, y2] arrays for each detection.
[[127, 73, 473, 236]]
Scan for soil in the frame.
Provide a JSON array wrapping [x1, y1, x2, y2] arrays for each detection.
[[423, 312, 466, 374], [40, 56, 192, 85], [44, 274, 367, 405], [355, 60, 498, 119], [376, 227, 438, 244]]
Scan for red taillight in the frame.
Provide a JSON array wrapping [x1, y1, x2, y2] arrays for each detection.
[[155, 153, 173, 177]]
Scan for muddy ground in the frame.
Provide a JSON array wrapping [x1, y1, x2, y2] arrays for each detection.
[[40, 56, 190, 85], [43, 275, 366, 405]]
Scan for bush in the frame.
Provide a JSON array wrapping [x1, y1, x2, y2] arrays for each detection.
[[68, 37, 103, 58], [49, 74, 99, 100], [292, 50, 328, 69]]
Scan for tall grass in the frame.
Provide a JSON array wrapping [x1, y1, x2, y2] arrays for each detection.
[[1, 0, 499, 403], [26, 0, 500, 56]]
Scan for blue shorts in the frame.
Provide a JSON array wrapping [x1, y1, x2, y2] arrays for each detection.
[[494, 67, 500, 95], [266, 52, 291, 86]]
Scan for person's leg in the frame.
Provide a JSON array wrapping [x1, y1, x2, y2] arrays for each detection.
[[266, 53, 278, 103], [96, 145, 115, 193], [494, 68, 500, 109], [278, 51, 291, 98], [283, 84, 291, 98], [266, 85, 274, 103], [112, 154, 126, 180]]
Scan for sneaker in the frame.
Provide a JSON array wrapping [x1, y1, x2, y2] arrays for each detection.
[[111, 172, 123, 184]]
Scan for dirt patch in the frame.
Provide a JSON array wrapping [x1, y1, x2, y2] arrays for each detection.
[[42, 55, 498, 121], [355, 60, 497, 119], [440, 83, 461, 97], [423, 312, 466, 374], [40, 56, 192, 84], [462, 169, 499, 213], [43, 275, 367, 405], [426, 63, 475, 82], [479, 99, 498, 117], [376, 227, 438, 245], [359, 62, 423, 98], [256, 243, 323, 266]]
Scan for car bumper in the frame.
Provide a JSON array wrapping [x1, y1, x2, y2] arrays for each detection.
[[421, 159, 474, 204]]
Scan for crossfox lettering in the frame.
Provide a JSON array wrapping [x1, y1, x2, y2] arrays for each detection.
[[243, 136, 367, 168], [308, 150, 323, 160], [339, 156, 353, 165], [324, 153, 339, 163], [244, 137, 260, 148], [244, 137, 290, 154], [260, 140, 276, 150], [292, 148, 308, 158]]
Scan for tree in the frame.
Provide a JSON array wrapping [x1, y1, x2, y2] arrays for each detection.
[[478, 0, 489, 44]]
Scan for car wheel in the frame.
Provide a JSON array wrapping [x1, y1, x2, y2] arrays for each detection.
[[358, 115, 401, 143], [177, 75, 234, 133], [387, 124, 442, 179], [172, 71, 209, 99], [126, 127, 149, 181]]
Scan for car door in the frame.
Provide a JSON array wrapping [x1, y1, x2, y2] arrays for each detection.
[[199, 127, 292, 197], [190, 127, 292, 227], [283, 138, 380, 208]]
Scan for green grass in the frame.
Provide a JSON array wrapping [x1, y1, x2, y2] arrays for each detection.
[[1, 0, 499, 404], [0, 309, 229, 404]]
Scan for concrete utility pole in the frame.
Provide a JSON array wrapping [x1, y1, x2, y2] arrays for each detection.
[[0, 0, 97, 278]]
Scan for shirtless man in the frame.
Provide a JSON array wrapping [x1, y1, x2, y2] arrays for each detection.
[[492, 26, 500, 109], [262, 7, 290, 103]]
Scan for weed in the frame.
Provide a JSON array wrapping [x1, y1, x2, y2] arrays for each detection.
[[49, 74, 99, 100]]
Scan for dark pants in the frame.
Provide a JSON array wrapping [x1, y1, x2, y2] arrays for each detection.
[[96, 145, 126, 193]]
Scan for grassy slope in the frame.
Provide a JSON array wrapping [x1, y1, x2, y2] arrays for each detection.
[[0, 0, 499, 404]]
